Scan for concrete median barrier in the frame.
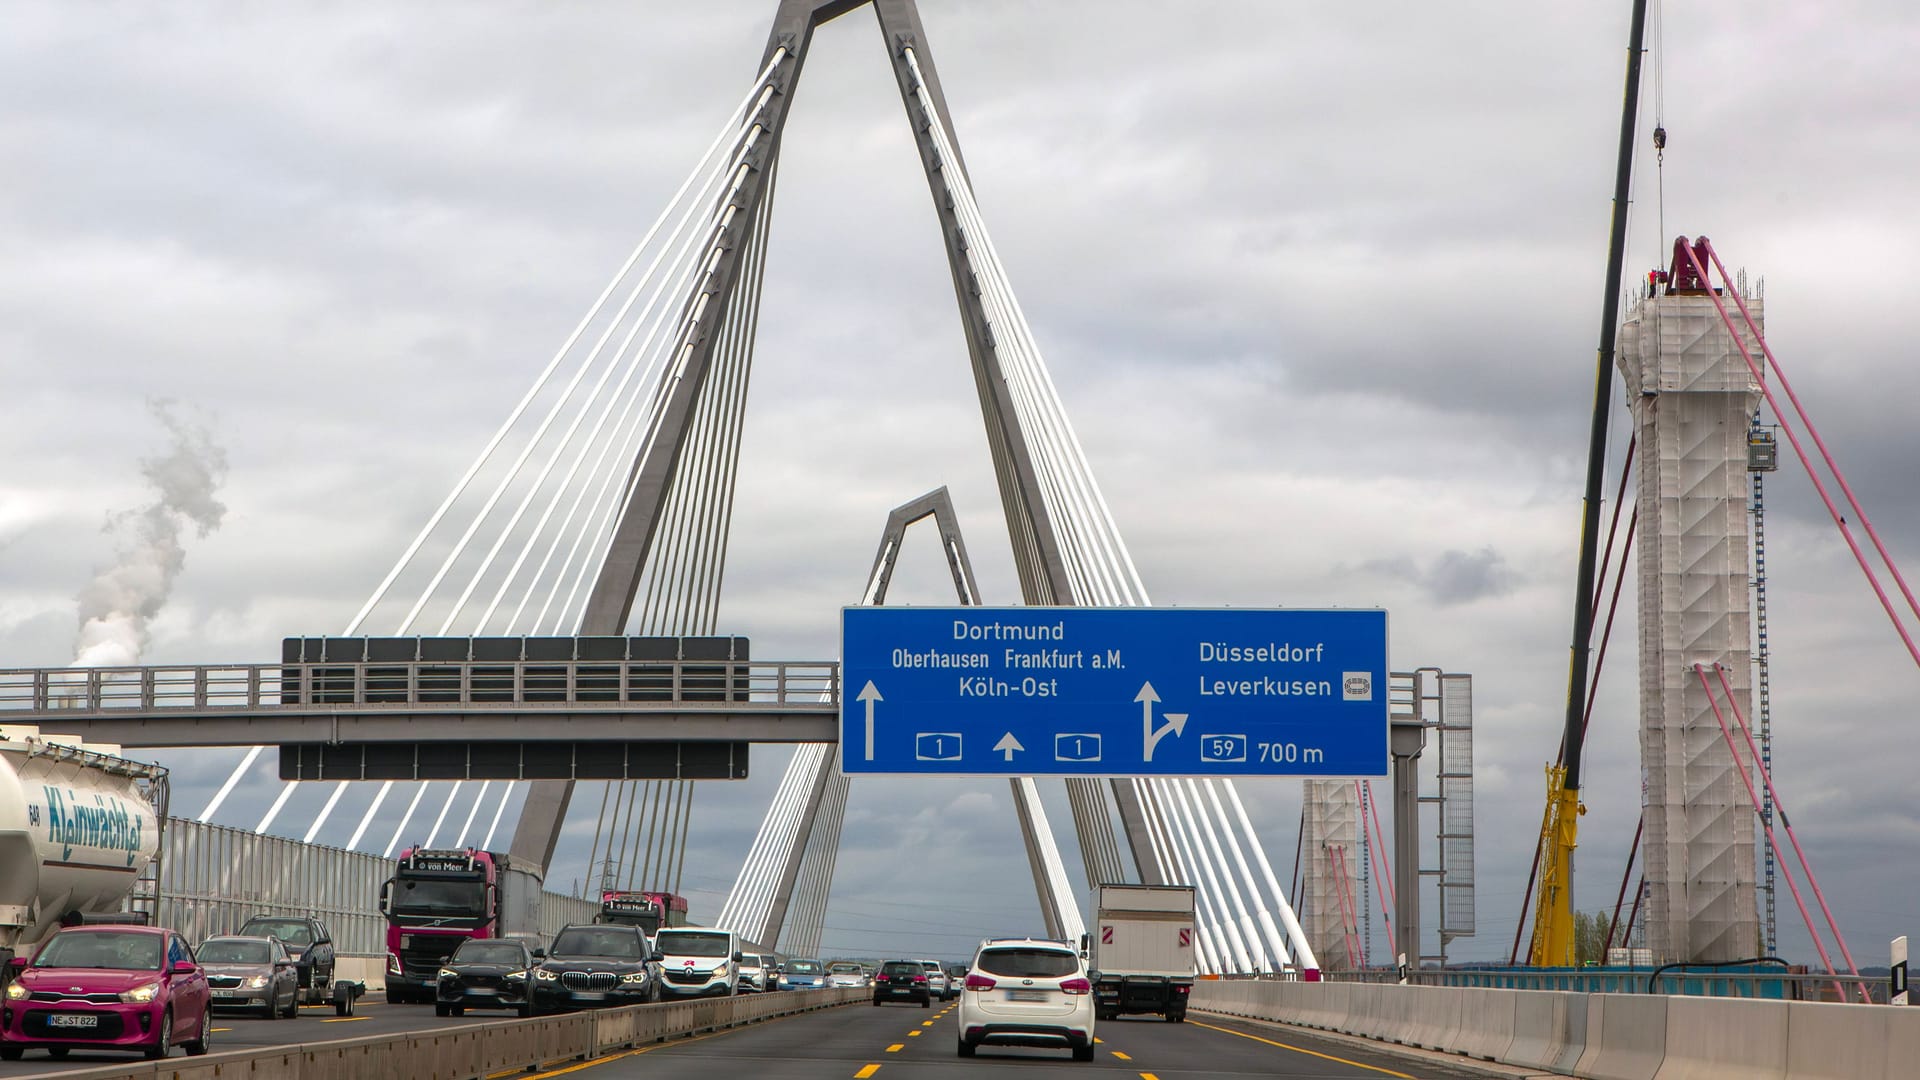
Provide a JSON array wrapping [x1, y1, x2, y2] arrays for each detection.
[[1450, 987, 1515, 1060], [1575, 993, 1668, 1080], [29, 986, 864, 1080], [1653, 996, 1788, 1080]]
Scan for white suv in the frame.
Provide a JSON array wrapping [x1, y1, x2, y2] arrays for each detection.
[[956, 938, 1096, 1061], [917, 959, 952, 1001]]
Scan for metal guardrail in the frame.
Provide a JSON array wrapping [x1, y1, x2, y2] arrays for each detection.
[[39, 986, 866, 1079], [0, 660, 842, 715], [1317, 966, 1889, 1003]]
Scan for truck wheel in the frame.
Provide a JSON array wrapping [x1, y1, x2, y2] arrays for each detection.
[[1097, 1008, 1117, 1021], [335, 993, 355, 1018]]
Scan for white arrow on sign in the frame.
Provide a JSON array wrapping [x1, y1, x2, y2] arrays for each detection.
[[993, 733, 1025, 761], [858, 681, 883, 761], [1139, 682, 1188, 762]]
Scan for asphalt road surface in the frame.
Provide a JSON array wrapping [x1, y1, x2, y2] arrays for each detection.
[[3, 997, 1515, 1079], [538, 999, 1513, 1080]]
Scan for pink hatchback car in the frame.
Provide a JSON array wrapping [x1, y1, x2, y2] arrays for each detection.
[[1, 925, 212, 1061]]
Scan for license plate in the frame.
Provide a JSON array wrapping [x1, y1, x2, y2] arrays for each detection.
[[1006, 989, 1050, 1002], [212, 991, 237, 999], [48, 1014, 99, 1029]]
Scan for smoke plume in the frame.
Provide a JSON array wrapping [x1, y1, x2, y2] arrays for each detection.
[[70, 401, 229, 667]]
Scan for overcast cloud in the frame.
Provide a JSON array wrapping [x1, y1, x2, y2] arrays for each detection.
[[5, 1, 1919, 965]]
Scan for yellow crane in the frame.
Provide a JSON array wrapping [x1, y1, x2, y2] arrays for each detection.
[[1525, 0, 1649, 968]]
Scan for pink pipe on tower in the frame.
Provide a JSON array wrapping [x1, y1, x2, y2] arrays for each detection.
[[1691, 664, 1849, 1001], [1700, 239, 1920, 628], [1711, 662, 1872, 1003], [1676, 241, 1920, 668]]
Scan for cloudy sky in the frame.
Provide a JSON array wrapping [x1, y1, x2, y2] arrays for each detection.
[[5, 1, 1919, 966]]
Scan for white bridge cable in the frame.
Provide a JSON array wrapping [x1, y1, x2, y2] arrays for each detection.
[[1150, 780, 1238, 972], [423, 781, 464, 849], [303, 781, 350, 844], [454, 780, 493, 848], [222, 55, 785, 852], [909, 46, 1314, 975], [343, 48, 786, 638], [552, 120, 775, 635], [481, 781, 516, 850], [312, 65, 786, 854], [464, 87, 779, 636], [383, 782, 430, 858]]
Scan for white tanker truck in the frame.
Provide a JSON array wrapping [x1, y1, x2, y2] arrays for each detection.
[[0, 725, 166, 980]]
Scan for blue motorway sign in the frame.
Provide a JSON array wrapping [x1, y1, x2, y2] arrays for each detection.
[[839, 607, 1387, 777]]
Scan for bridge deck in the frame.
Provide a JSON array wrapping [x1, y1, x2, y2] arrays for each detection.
[[0, 660, 842, 746]]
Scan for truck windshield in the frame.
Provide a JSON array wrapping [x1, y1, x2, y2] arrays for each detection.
[[391, 878, 488, 917], [656, 931, 729, 958]]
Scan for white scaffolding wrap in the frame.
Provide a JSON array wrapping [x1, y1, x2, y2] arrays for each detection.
[[1617, 290, 1763, 963], [1302, 779, 1361, 969]]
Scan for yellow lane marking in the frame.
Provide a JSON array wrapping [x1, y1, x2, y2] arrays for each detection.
[[519, 1014, 791, 1079], [1140, 1073, 1161, 1080], [1111, 1049, 1131, 1060], [1094, 1036, 1103, 1044], [855, 1066, 882, 1079], [1188, 1019, 1415, 1079], [321, 1016, 370, 1023], [921, 1020, 934, 1027], [907, 1030, 921, 1037], [885, 1044, 904, 1053], [210, 1027, 233, 1033]]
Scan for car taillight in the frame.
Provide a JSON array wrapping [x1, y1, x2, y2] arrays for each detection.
[[913, 975, 927, 983], [1176, 984, 1191, 994], [964, 974, 996, 991], [876, 975, 889, 983], [1059, 977, 1091, 995]]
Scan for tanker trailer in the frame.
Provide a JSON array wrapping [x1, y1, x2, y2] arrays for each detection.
[[0, 727, 166, 981]]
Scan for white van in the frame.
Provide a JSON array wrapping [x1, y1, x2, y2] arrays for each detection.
[[654, 928, 741, 999]]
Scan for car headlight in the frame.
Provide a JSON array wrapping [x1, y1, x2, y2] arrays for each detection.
[[120, 982, 161, 1004], [438, 969, 458, 980], [620, 971, 650, 984], [246, 975, 271, 989], [503, 970, 527, 981], [4, 983, 28, 1001], [534, 968, 559, 981]]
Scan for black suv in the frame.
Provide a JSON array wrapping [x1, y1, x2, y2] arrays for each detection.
[[872, 959, 931, 1007], [438, 938, 539, 1018], [236, 916, 336, 1005], [531, 924, 660, 1014]]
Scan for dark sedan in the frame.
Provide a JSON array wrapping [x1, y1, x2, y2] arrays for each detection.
[[437, 939, 538, 1018], [872, 960, 931, 1007], [530, 925, 660, 1014]]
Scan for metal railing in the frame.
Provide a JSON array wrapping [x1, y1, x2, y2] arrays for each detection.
[[1316, 965, 1889, 1003], [156, 818, 615, 954], [0, 660, 842, 716]]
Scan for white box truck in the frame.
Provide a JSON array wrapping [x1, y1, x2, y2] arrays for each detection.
[[1088, 883, 1196, 1022]]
